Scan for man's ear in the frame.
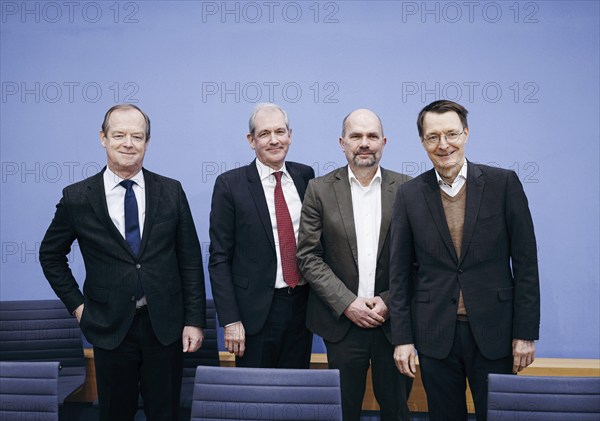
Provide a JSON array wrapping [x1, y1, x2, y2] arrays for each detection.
[[246, 133, 255, 150]]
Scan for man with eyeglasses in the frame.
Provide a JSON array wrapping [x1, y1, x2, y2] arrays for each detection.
[[389, 100, 540, 421]]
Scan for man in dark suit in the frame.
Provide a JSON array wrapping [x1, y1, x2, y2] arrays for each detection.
[[390, 100, 540, 421], [39, 104, 206, 421], [297, 109, 412, 421], [208, 103, 314, 368]]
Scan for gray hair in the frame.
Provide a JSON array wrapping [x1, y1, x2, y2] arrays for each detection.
[[248, 103, 290, 136]]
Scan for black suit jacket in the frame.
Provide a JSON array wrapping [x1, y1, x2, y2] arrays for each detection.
[[389, 161, 540, 360], [208, 160, 314, 335], [297, 166, 411, 343], [40, 168, 206, 350]]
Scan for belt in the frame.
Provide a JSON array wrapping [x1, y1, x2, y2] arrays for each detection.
[[135, 305, 148, 315], [273, 284, 308, 296]]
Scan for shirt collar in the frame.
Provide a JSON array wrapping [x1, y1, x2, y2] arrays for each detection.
[[348, 165, 382, 188], [104, 166, 145, 190], [255, 158, 290, 182], [435, 160, 467, 187]]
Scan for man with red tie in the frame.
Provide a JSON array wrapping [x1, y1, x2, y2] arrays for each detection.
[[208, 103, 314, 367]]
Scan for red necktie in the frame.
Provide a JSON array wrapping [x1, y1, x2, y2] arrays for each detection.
[[273, 171, 300, 288]]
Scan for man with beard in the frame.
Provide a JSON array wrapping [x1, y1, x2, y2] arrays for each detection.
[[297, 109, 413, 421]]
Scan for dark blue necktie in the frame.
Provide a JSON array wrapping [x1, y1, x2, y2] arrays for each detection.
[[120, 180, 143, 299], [120, 180, 141, 255]]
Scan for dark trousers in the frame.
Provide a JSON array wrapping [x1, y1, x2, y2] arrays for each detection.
[[419, 320, 513, 421], [93, 309, 183, 421], [324, 324, 413, 421], [236, 284, 312, 368]]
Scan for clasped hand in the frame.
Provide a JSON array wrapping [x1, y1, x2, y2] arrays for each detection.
[[343, 296, 389, 328]]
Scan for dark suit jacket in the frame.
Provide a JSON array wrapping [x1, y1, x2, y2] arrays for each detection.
[[297, 166, 411, 343], [389, 161, 540, 360], [208, 160, 314, 335], [39, 168, 206, 350]]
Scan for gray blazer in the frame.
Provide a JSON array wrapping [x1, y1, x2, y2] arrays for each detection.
[[297, 166, 411, 343]]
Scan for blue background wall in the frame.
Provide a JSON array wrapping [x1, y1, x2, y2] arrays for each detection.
[[1, 1, 598, 358]]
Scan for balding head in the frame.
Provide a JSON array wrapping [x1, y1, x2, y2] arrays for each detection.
[[341, 109, 384, 138], [339, 108, 387, 172]]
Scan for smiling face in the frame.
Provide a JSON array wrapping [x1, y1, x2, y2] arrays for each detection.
[[421, 111, 468, 181], [100, 108, 148, 178], [340, 109, 386, 171], [247, 107, 291, 170]]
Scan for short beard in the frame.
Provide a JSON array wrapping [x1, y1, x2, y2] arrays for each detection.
[[353, 154, 376, 167]]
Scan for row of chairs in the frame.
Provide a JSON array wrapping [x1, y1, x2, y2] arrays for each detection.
[[2, 299, 599, 420], [0, 361, 344, 421], [3, 361, 599, 421], [0, 299, 221, 419]]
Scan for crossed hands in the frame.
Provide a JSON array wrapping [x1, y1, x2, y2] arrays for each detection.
[[343, 296, 389, 328]]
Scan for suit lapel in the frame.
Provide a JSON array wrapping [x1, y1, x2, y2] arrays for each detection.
[[422, 169, 459, 263], [84, 168, 133, 257], [459, 162, 484, 265], [246, 161, 276, 250], [333, 166, 358, 266], [287, 163, 308, 201], [377, 168, 395, 260], [139, 168, 160, 257]]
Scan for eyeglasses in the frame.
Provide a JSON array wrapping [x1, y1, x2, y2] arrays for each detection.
[[423, 130, 464, 146]]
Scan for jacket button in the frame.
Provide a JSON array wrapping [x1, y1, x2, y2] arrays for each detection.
[[458, 268, 463, 274], [131, 296, 136, 301], [136, 264, 141, 269]]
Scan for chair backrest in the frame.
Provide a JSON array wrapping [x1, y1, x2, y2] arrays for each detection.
[[0, 361, 60, 421], [0, 299, 86, 403], [179, 299, 221, 411], [183, 299, 221, 373], [191, 366, 343, 421], [488, 373, 600, 421]]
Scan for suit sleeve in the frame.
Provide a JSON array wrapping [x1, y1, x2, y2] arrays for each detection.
[[39, 189, 84, 314], [297, 180, 356, 318], [175, 184, 206, 327], [389, 185, 416, 345], [208, 175, 241, 326], [506, 171, 540, 340]]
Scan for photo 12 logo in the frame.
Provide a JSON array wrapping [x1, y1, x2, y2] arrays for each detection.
[[201, 1, 340, 24], [401, 81, 540, 104], [1, 82, 140, 104], [1, 2, 140, 24], [2, 161, 104, 184], [2, 241, 80, 264], [202, 81, 340, 104], [400, 1, 540, 24]]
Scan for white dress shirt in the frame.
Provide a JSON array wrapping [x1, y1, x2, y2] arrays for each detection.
[[103, 166, 146, 305], [435, 160, 467, 197], [256, 159, 304, 289], [348, 166, 382, 299]]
